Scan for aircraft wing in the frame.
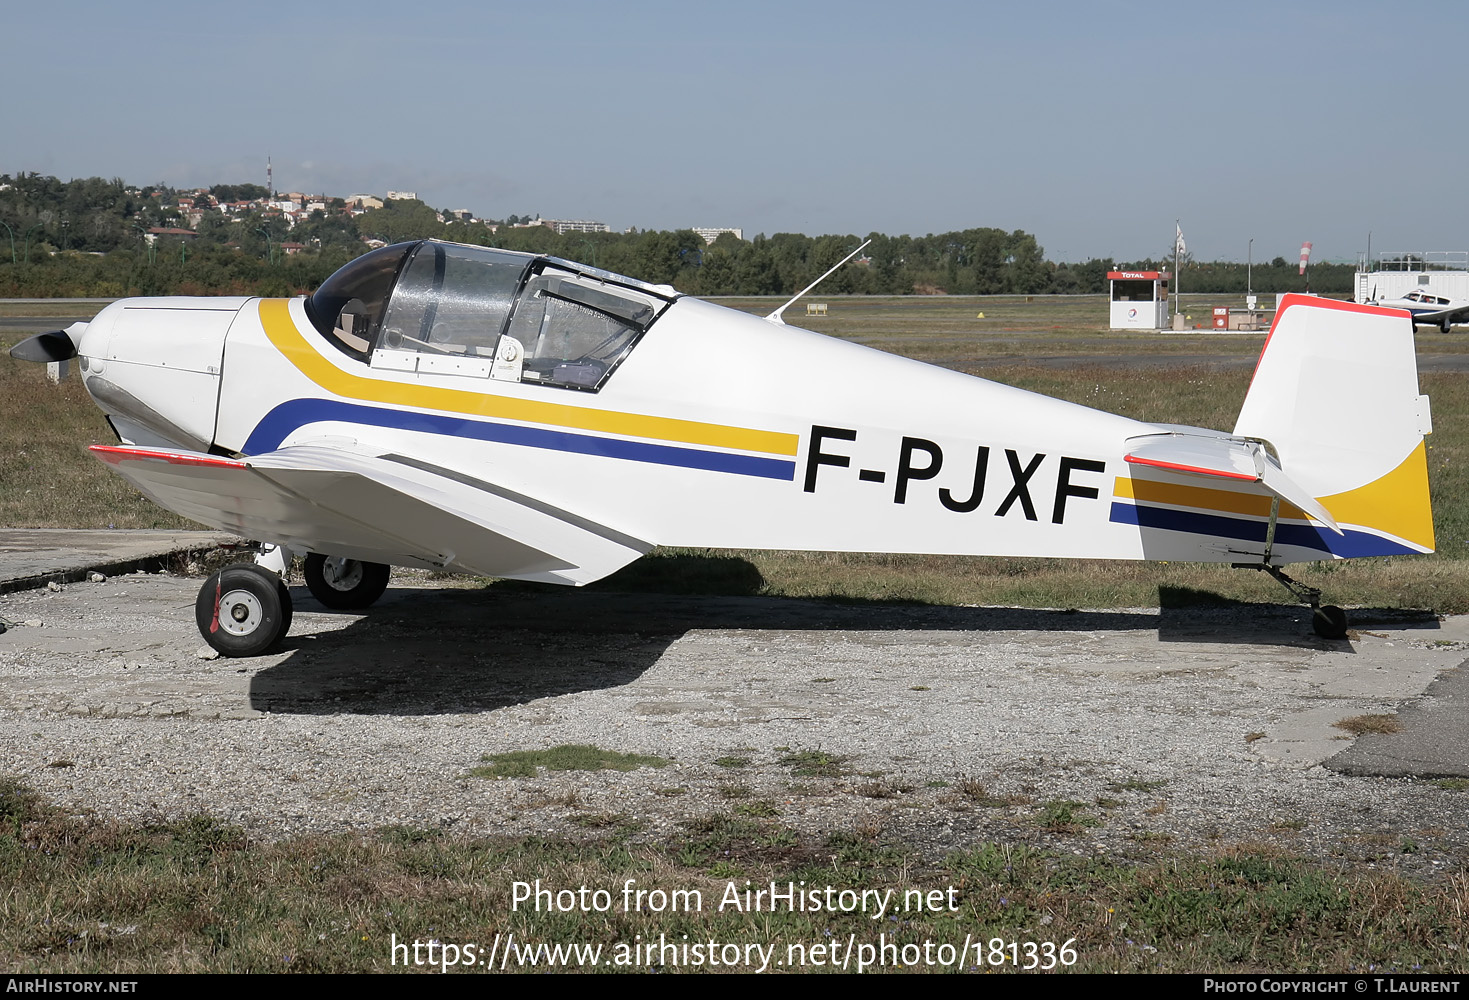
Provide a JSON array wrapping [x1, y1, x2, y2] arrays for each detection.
[[1123, 431, 1342, 534], [90, 444, 651, 585], [1410, 304, 1469, 329]]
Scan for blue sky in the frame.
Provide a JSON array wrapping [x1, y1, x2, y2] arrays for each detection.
[[5, 0, 1464, 263]]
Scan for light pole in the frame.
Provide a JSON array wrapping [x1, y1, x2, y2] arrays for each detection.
[[256, 227, 274, 266], [1247, 238, 1253, 299], [133, 224, 156, 265], [22, 224, 42, 263]]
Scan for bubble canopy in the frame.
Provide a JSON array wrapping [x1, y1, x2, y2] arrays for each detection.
[[303, 240, 676, 392]]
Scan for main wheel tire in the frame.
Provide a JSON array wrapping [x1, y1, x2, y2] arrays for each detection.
[[303, 553, 390, 610], [1313, 604, 1349, 640], [195, 565, 292, 657]]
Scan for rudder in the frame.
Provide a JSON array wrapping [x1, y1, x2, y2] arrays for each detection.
[[1233, 294, 1434, 554]]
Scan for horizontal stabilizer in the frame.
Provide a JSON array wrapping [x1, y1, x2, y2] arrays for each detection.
[[1124, 431, 1341, 534], [1125, 432, 1255, 481]]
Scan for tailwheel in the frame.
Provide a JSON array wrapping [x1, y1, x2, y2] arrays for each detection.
[[303, 553, 390, 610], [1239, 563, 1351, 640], [196, 564, 293, 658], [1313, 604, 1349, 640]]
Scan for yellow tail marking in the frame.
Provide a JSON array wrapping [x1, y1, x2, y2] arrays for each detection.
[[258, 299, 800, 457], [1317, 440, 1435, 551]]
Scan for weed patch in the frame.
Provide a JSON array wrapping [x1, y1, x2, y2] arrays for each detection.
[[1333, 715, 1403, 736], [471, 744, 669, 779], [1037, 800, 1100, 834], [734, 801, 781, 818], [779, 750, 847, 778]]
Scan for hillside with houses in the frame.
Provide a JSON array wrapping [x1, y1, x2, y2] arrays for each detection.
[[0, 173, 1351, 299]]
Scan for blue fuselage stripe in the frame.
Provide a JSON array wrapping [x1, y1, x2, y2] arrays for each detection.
[[1109, 502, 1416, 558], [244, 399, 798, 481]]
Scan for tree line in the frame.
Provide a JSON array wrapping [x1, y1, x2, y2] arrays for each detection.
[[0, 173, 1354, 298]]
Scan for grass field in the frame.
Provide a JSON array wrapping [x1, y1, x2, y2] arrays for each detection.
[[0, 299, 111, 319], [3, 777, 1467, 974]]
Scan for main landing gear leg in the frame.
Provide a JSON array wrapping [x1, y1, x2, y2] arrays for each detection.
[[1235, 562, 1348, 640]]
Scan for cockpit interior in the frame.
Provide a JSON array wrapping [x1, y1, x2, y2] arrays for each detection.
[[304, 240, 676, 392]]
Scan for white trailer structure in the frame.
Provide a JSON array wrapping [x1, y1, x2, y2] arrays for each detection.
[[1355, 251, 1469, 304]]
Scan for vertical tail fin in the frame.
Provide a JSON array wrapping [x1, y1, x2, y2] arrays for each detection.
[[1233, 294, 1434, 555]]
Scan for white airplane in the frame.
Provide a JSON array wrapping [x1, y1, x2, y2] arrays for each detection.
[[1371, 289, 1469, 333], [10, 240, 1435, 654]]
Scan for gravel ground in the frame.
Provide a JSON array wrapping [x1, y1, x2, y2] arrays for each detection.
[[2, 569, 1468, 875]]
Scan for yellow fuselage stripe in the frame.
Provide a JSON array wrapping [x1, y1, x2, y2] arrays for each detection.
[[1114, 476, 1307, 521], [258, 299, 800, 456]]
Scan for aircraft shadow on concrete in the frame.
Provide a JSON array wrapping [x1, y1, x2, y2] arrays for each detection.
[[247, 556, 1440, 716], [1153, 585, 1440, 650]]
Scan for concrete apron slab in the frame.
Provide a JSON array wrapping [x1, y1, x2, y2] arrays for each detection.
[[1251, 615, 1469, 770], [0, 529, 238, 595], [2, 574, 1467, 777], [1327, 657, 1469, 779], [7, 575, 1469, 851]]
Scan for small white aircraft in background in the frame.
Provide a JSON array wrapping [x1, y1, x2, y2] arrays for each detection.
[[1371, 289, 1469, 332], [11, 241, 1435, 654]]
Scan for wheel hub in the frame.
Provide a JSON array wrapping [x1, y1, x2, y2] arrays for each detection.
[[218, 589, 263, 636], [322, 557, 364, 591]]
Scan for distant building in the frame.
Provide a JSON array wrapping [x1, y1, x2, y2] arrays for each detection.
[[145, 227, 198, 244], [1108, 270, 1170, 330], [547, 219, 610, 235], [385, 190, 418, 202], [692, 227, 743, 244]]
